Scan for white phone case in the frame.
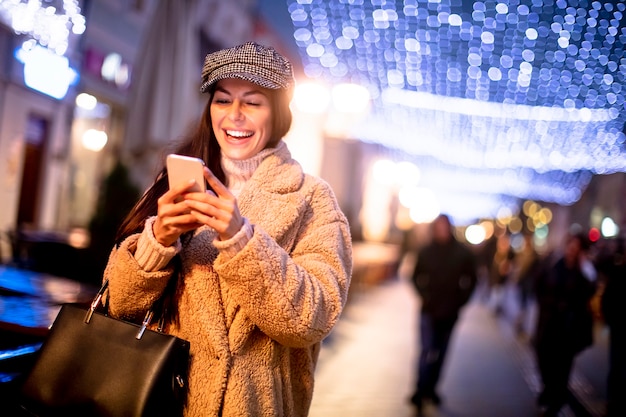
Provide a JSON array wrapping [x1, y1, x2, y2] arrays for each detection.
[[166, 154, 206, 193]]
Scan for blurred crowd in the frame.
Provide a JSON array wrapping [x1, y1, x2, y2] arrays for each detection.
[[405, 218, 624, 417]]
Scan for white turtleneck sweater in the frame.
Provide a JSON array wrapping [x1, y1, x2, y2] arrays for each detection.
[[133, 143, 283, 272]]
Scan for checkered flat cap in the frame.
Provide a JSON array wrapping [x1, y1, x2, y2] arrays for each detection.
[[201, 42, 295, 93]]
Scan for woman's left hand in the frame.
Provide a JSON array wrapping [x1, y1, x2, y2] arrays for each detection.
[[183, 167, 244, 241]]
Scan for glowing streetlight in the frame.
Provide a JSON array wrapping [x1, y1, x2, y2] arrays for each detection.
[[81, 129, 108, 152]]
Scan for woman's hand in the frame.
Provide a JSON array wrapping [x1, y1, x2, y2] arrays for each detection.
[[183, 167, 244, 241], [153, 180, 204, 247]]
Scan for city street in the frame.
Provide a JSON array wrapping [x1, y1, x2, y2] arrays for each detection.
[[309, 277, 608, 417]]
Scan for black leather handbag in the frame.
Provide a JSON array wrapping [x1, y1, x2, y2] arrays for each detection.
[[18, 280, 190, 417]]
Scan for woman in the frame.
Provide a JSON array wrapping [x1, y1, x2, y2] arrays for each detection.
[[104, 42, 352, 416]]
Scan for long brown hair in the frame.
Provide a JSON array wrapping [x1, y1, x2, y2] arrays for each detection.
[[114, 83, 292, 245]]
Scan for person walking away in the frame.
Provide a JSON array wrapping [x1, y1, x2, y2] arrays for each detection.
[[488, 232, 515, 315], [409, 214, 478, 413], [103, 42, 353, 416], [533, 232, 597, 417], [511, 231, 542, 336]]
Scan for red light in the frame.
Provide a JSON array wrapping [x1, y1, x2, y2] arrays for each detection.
[[588, 228, 601, 242]]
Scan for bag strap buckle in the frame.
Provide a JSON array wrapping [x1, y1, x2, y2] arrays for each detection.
[[137, 310, 154, 340], [84, 279, 109, 324]]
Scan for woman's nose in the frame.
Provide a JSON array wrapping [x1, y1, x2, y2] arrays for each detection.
[[229, 101, 244, 121]]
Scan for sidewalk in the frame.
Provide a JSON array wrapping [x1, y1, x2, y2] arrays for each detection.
[[308, 277, 608, 417]]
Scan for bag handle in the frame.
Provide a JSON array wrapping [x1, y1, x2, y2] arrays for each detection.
[[83, 279, 156, 340]]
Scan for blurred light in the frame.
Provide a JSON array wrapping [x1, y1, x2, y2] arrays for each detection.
[[534, 224, 549, 249], [287, 0, 626, 216], [0, 0, 85, 56], [293, 82, 331, 114], [408, 188, 440, 224], [465, 224, 487, 245], [68, 228, 90, 248], [509, 217, 523, 234], [19, 44, 75, 99], [396, 161, 420, 187], [537, 207, 553, 225], [523, 200, 538, 217], [75, 93, 97, 110], [481, 220, 495, 240], [601, 217, 619, 238], [535, 224, 549, 240], [82, 129, 108, 152], [331, 83, 370, 113], [380, 89, 613, 122], [588, 227, 601, 243], [101, 53, 121, 82], [398, 185, 418, 209], [372, 159, 398, 186], [497, 206, 514, 223]]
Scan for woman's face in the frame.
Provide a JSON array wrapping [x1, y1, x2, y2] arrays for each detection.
[[210, 78, 273, 160]]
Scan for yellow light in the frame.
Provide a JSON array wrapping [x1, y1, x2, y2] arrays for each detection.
[[522, 200, 535, 216], [509, 217, 523, 234], [480, 220, 494, 239], [538, 207, 552, 224], [81, 129, 108, 152]]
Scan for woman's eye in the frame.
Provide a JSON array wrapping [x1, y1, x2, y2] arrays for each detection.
[[214, 98, 230, 104]]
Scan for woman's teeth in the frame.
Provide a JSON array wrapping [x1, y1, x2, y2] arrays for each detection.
[[226, 130, 253, 139]]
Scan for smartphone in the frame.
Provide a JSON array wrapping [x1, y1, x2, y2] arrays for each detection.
[[166, 154, 206, 193]]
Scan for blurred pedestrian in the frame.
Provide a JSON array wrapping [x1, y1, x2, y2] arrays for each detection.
[[409, 214, 478, 413], [104, 42, 353, 416], [510, 231, 542, 336], [598, 237, 626, 417], [533, 232, 597, 417], [487, 232, 515, 315]]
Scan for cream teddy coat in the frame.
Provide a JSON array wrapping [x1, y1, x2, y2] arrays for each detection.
[[103, 144, 352, 416]]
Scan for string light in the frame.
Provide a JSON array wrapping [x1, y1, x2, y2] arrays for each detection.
[[287, 0, 626, 213], [0, 0, 86, 56]]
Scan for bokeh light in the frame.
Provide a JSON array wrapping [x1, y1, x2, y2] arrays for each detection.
[[287, 0, 626, 217]]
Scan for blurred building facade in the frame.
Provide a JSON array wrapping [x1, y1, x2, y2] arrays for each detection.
[[0, 0, 302, 263]]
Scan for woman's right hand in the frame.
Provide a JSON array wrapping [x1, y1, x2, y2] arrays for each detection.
[[153, 180, 204, 247]]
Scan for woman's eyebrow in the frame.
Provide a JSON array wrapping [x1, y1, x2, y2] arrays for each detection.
[[214, 86, 267, 97]]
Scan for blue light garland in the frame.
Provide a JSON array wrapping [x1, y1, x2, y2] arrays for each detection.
[[287, 0, 626, 210]]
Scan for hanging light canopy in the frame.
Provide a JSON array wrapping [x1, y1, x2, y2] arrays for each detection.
[[286, 0, 626, 216]]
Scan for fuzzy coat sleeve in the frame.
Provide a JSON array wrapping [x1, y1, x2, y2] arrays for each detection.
[[103, 234, 176, 320]]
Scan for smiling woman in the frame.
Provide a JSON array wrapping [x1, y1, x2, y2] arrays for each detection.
[[210, 78, 274, 161], [103, 42, 353, 417]]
